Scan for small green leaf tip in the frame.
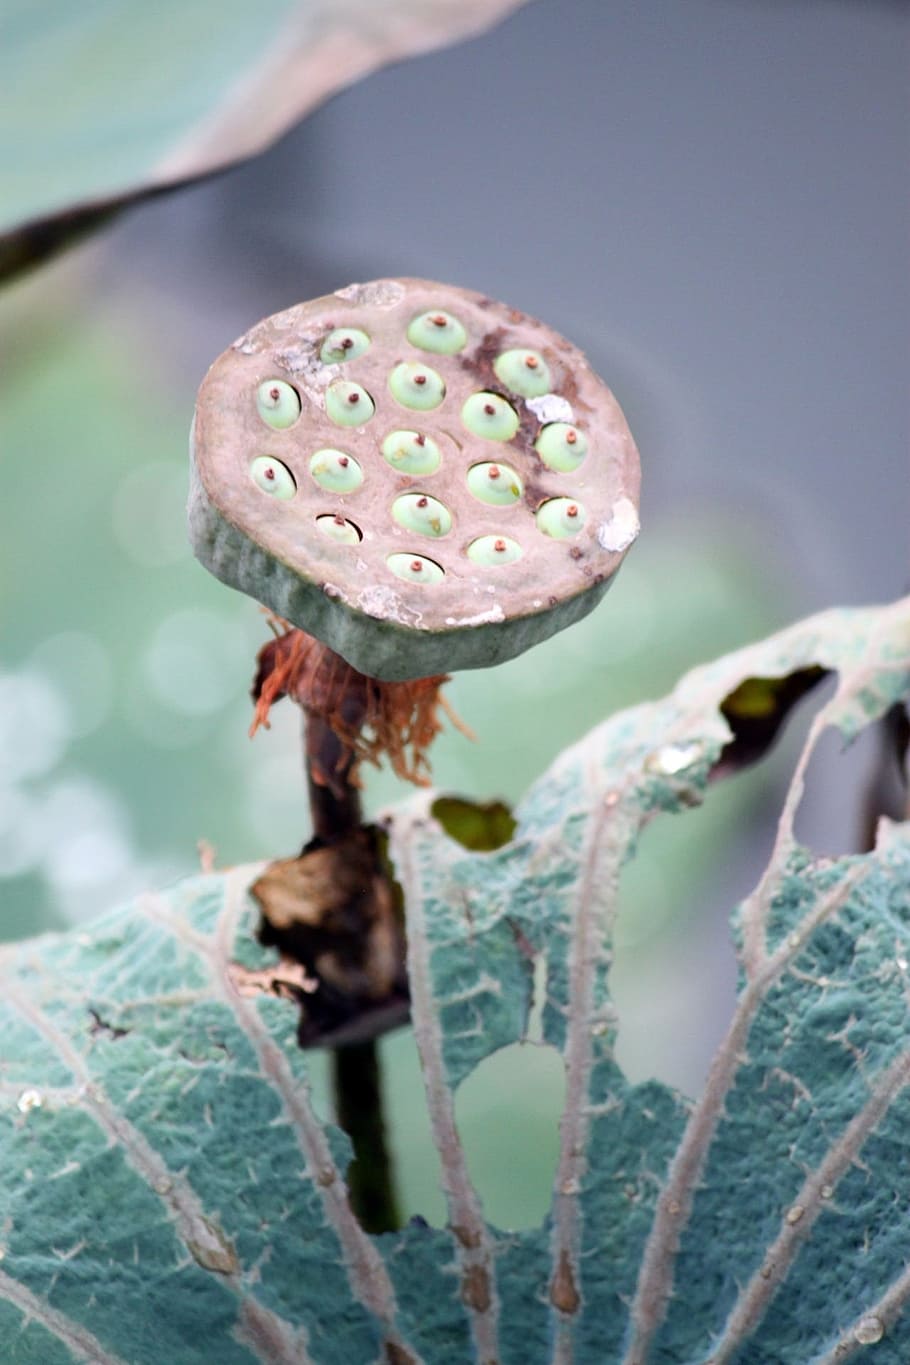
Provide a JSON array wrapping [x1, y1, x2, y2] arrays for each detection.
[[461, 391, 520, 441], [389, 361, 446, 411], [256, 379, 300, 429], [535, 422, 589, 472], [325, 380, 375, 426], [407, 309, 467, 354], [309, 448, 364, 493], [392, 493, 452, 538], [249, 455, 296, 499], [536, 496, 586, 538], [380, 429, 442, 475], [319, 327, 371, 363], [466, 534, 523, 565], [493, 348, 552, 398], [387, 552, 445, 583], [315, 514, 361, 544], [467, 461, 523, 506]]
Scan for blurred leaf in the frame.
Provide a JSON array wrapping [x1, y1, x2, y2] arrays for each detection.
[[1, 598, 909, 1361], [0, 0, 528, 283]]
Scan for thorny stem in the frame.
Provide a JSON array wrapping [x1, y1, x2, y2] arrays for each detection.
[[303, 708, 402, 1234]]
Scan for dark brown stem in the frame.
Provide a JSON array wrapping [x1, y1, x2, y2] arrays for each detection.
[[302, 707, 402, 1233]]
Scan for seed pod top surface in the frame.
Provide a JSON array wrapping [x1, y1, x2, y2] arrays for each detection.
[[189, 278, 641, 681]]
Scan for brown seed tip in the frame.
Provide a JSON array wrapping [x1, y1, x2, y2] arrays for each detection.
[[347, 392, 360, 404], [410, 559, 423, 572], [264, 466, 275, 480], [333, 515, 345, 525], [494, 538, 506, 552], [414, 373, 427, 386], [340, 336, 353, 350], [566, 429, 577, 445], [525, 355, 539, 369], [338, 456, 350, 467], [567, 504, 579, 517], [483, 403, 496, 416], [417, 496, 428, 508], [269, 387, 280, 401], [431, 314, 448, 327], [488, 465, 501, 479], [415, 434, 426, 446]]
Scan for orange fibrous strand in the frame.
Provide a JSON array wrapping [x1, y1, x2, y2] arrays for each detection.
[[250, 618, 472, 787]]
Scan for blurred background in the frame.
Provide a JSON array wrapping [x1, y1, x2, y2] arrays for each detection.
[[1, 0, 907, 1227]]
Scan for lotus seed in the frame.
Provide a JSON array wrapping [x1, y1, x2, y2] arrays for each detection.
[[387, 552, 445, 584], [466, 534, 523, 565], [536, 422, 589, 472], [536, 497, 587, 538], [493, 348, 552, 398], [256, 379, 301, 429], [381, 429, 442, 475], [389, 362, 446, 411], [320, 327, 371, 363], [462, 391, 520, 441], [392, 493, 452, 538], [407, 310, 467, 354], [316, 514, 362, 545], [325, 380, 375, 426], [250, 456, 297, 500], [467, 461, 523, 506], [309, 449, 364, 493]]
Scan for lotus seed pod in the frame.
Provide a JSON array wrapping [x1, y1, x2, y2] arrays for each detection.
[[190, 277, 641, 681]]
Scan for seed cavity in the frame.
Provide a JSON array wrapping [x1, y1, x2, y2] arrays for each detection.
[[389, 362, 446, 411], [309, 449, 364, 493], [536, 497, 587, 538], [466, 534, 523, 566], [407, 310, 468, 354], [250, 456, 297, 500], [315, 514, 362, 544], [467, 461, 523, 506], [493, 349, 552, 398], [256, 379, 301, 429], [320, 327, 371, 363], [387, 552, 445, 584], [381, 430, 442, 475], [325, 381, 375, 427], [392, 493, 452, 538], [461, 392, 520, 441], [536, 422, 589, 472]]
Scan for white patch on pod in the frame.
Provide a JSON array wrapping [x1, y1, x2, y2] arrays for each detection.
[[527, 394, 574, 424], [597, 497, 640, 552]]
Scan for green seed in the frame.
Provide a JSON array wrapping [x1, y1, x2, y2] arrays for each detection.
[[392, 493, 452, 538], [250, 456, 296, 499], [389, 362, 446, 411], [325, 380, 375, 426], [309, 449, 364, 493], [535, 422, 589, 472], [387, 553, 445, 584], [315, 514, 361, 545], [461, 392, 519, 441], [467, 461, 523, 506], [466, 535, 523, 566], [407, 310, 467, 354], [536, 497, 586, 538], [381, 429, 442, 475], [320, 327, 371, 363], [256, 380, 301, 429], [493, 349, 552, 398]]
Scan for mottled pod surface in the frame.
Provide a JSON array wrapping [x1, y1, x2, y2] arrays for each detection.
[[190, 278, 641, 680]]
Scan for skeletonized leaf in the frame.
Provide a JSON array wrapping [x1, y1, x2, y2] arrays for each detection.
[[0, 0, 527, 282], [1, 597, 908, 1362]]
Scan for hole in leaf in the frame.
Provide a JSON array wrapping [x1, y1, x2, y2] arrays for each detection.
[[455, 1041, 565, 1230], [431, 795, 516, 850]]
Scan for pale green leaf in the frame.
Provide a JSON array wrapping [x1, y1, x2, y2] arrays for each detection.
[[1, 598, 908, 1362]]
